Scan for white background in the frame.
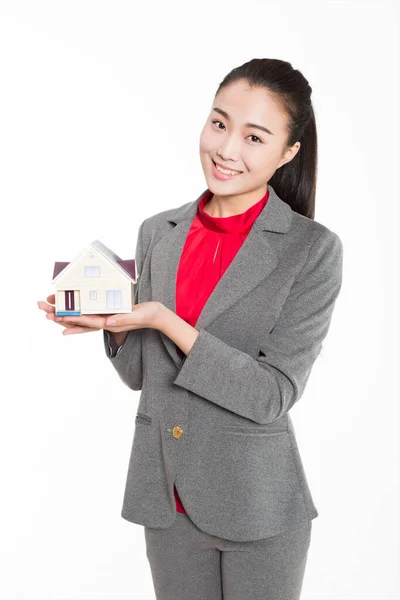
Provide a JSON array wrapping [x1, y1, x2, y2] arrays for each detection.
[[0, 1, 399, 599]]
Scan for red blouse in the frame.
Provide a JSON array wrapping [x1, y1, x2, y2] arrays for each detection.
[[173, 187, 270, 514]]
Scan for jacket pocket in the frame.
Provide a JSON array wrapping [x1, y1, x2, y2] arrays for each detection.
[[135, 412, 152, 425], [220, 425, 287, 436], [204, 428, 299, 496]]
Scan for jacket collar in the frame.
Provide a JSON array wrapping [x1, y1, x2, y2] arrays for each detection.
[[151, 184, 293, 367], [167, 183, 292, 233]]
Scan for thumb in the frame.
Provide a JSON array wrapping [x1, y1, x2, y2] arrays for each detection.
[[105, 306, 139, 327], [105, 316, 119, 326]]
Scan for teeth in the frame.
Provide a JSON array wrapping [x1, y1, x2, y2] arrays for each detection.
[[214, 162, 242, 176]]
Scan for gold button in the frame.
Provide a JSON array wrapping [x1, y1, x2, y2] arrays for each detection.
[[172, 426, 183, 439]]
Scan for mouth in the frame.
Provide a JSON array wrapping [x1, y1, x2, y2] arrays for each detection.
[[212, 159, 243, 177]]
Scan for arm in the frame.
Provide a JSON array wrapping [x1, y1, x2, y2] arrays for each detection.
[[167, 230, 343, 424], [102, 219, 148, 390]]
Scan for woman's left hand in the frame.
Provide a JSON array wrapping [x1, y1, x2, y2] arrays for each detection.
[[51, 301, 166, 334]]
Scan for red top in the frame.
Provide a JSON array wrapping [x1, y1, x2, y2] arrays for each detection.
[[173, 187, 270, 514]]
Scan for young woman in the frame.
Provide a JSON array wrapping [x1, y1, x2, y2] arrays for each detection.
[[38, 58, 343, 600]]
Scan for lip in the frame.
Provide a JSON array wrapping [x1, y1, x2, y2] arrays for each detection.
[[212, 159, 243, 174], [211, 159, 243, 181]]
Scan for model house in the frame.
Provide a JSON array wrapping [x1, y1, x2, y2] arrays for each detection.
[[52, 240, 137, 316]]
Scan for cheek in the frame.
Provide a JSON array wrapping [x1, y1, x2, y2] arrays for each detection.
[[199, 129, 215, 154], [247, 150, 276, 174]]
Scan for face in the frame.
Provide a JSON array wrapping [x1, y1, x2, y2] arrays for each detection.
[[199, 79, 301, 206]]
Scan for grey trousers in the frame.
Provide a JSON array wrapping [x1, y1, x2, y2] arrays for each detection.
[[144, 512, 313, 600]]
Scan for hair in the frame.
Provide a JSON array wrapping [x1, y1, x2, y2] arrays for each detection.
[[214, 58, 317, 220]]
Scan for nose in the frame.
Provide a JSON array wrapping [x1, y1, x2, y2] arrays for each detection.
[[217, 135, 242, 166]]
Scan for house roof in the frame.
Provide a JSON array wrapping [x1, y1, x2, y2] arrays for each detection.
[[52, 240, 137, 284]]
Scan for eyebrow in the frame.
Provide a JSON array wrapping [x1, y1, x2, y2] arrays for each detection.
[[212, 107, 275, 136]]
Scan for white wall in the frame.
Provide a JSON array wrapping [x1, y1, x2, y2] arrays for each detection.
[[0, 1, 398, 599]]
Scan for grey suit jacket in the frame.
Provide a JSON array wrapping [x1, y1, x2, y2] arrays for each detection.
[[103, 184, 343, 542]]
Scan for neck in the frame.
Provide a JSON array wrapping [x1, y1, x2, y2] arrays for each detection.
[[204, 185, 268, 218]]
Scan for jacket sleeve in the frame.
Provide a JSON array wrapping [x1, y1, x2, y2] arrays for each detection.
[[102, 218, 147, 391], [172, 229, 343, 424]]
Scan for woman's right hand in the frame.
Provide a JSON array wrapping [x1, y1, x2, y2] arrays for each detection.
[[37, 294, 103, 335]]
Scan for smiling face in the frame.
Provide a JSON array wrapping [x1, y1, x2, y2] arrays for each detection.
[[199, 79, 301, 209]]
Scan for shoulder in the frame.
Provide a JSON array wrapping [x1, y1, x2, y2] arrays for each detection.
[[143, 204, 190, 227], [285, 211, 343, 290], [136, 200, 193, 257], [289, 209, 343, 257], [138, 198, 195, 242]]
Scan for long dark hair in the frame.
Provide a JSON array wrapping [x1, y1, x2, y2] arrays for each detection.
[[215, 58, 317, 219]]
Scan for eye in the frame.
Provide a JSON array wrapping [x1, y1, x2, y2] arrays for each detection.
[[248, 134, 262, 144], [211, 120, 263, 144], [212, 119, 225, 130]]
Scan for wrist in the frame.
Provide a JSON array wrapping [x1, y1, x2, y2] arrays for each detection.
[[154, 302, 173, 333]]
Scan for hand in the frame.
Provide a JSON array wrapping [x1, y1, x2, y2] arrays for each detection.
[[103, 301, 165, 332], [37, 294, 165, 335], [37, 294, 106, 335]]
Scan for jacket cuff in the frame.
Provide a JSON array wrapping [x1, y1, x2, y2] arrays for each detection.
[[104, 330, 127, 358], [173, 328, 220, 389], [171, 327, 272, 422]]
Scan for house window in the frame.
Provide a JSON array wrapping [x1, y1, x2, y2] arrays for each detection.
[[89, 290, 97, 300], [84, 266, 100, 276], [106, 290, 122, 309]]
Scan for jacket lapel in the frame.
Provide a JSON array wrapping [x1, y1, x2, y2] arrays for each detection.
[[150, 184, 293, 367]]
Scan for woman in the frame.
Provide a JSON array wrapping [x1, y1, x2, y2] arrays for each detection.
[[38, 58, 343, 600]]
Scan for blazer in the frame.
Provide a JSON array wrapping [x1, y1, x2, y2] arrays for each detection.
[[103, 183, 344, 542]]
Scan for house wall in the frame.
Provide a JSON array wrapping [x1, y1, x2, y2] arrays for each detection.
[[54, 248, 134, 314]]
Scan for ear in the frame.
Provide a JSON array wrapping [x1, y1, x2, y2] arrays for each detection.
[[277, 141, 301, 169]]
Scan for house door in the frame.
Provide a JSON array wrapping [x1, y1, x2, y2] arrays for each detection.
[[65, 290, 75, 311]]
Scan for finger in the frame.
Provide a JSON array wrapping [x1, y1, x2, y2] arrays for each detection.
[[60, 315, 104, 328], [47, 313, 96, 333], [104, 305, 147, 329], [104, 317, 142, 332], [47, 313, 76, 329], [38, 300, 56, 314], [46, 313, 76, 329], [104, 315, 132, 328], [45, 313, 58, 322], [62, 326, 97, 335], [46, 294, 56, 305]]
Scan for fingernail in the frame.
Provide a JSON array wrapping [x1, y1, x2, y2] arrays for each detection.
[[107, 319, 116, 326]]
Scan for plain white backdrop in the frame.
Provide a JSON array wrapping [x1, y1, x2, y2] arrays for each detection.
[[0, 1, 399, 599]]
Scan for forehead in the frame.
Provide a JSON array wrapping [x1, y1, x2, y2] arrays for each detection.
[[213, 80, 288, 133]]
